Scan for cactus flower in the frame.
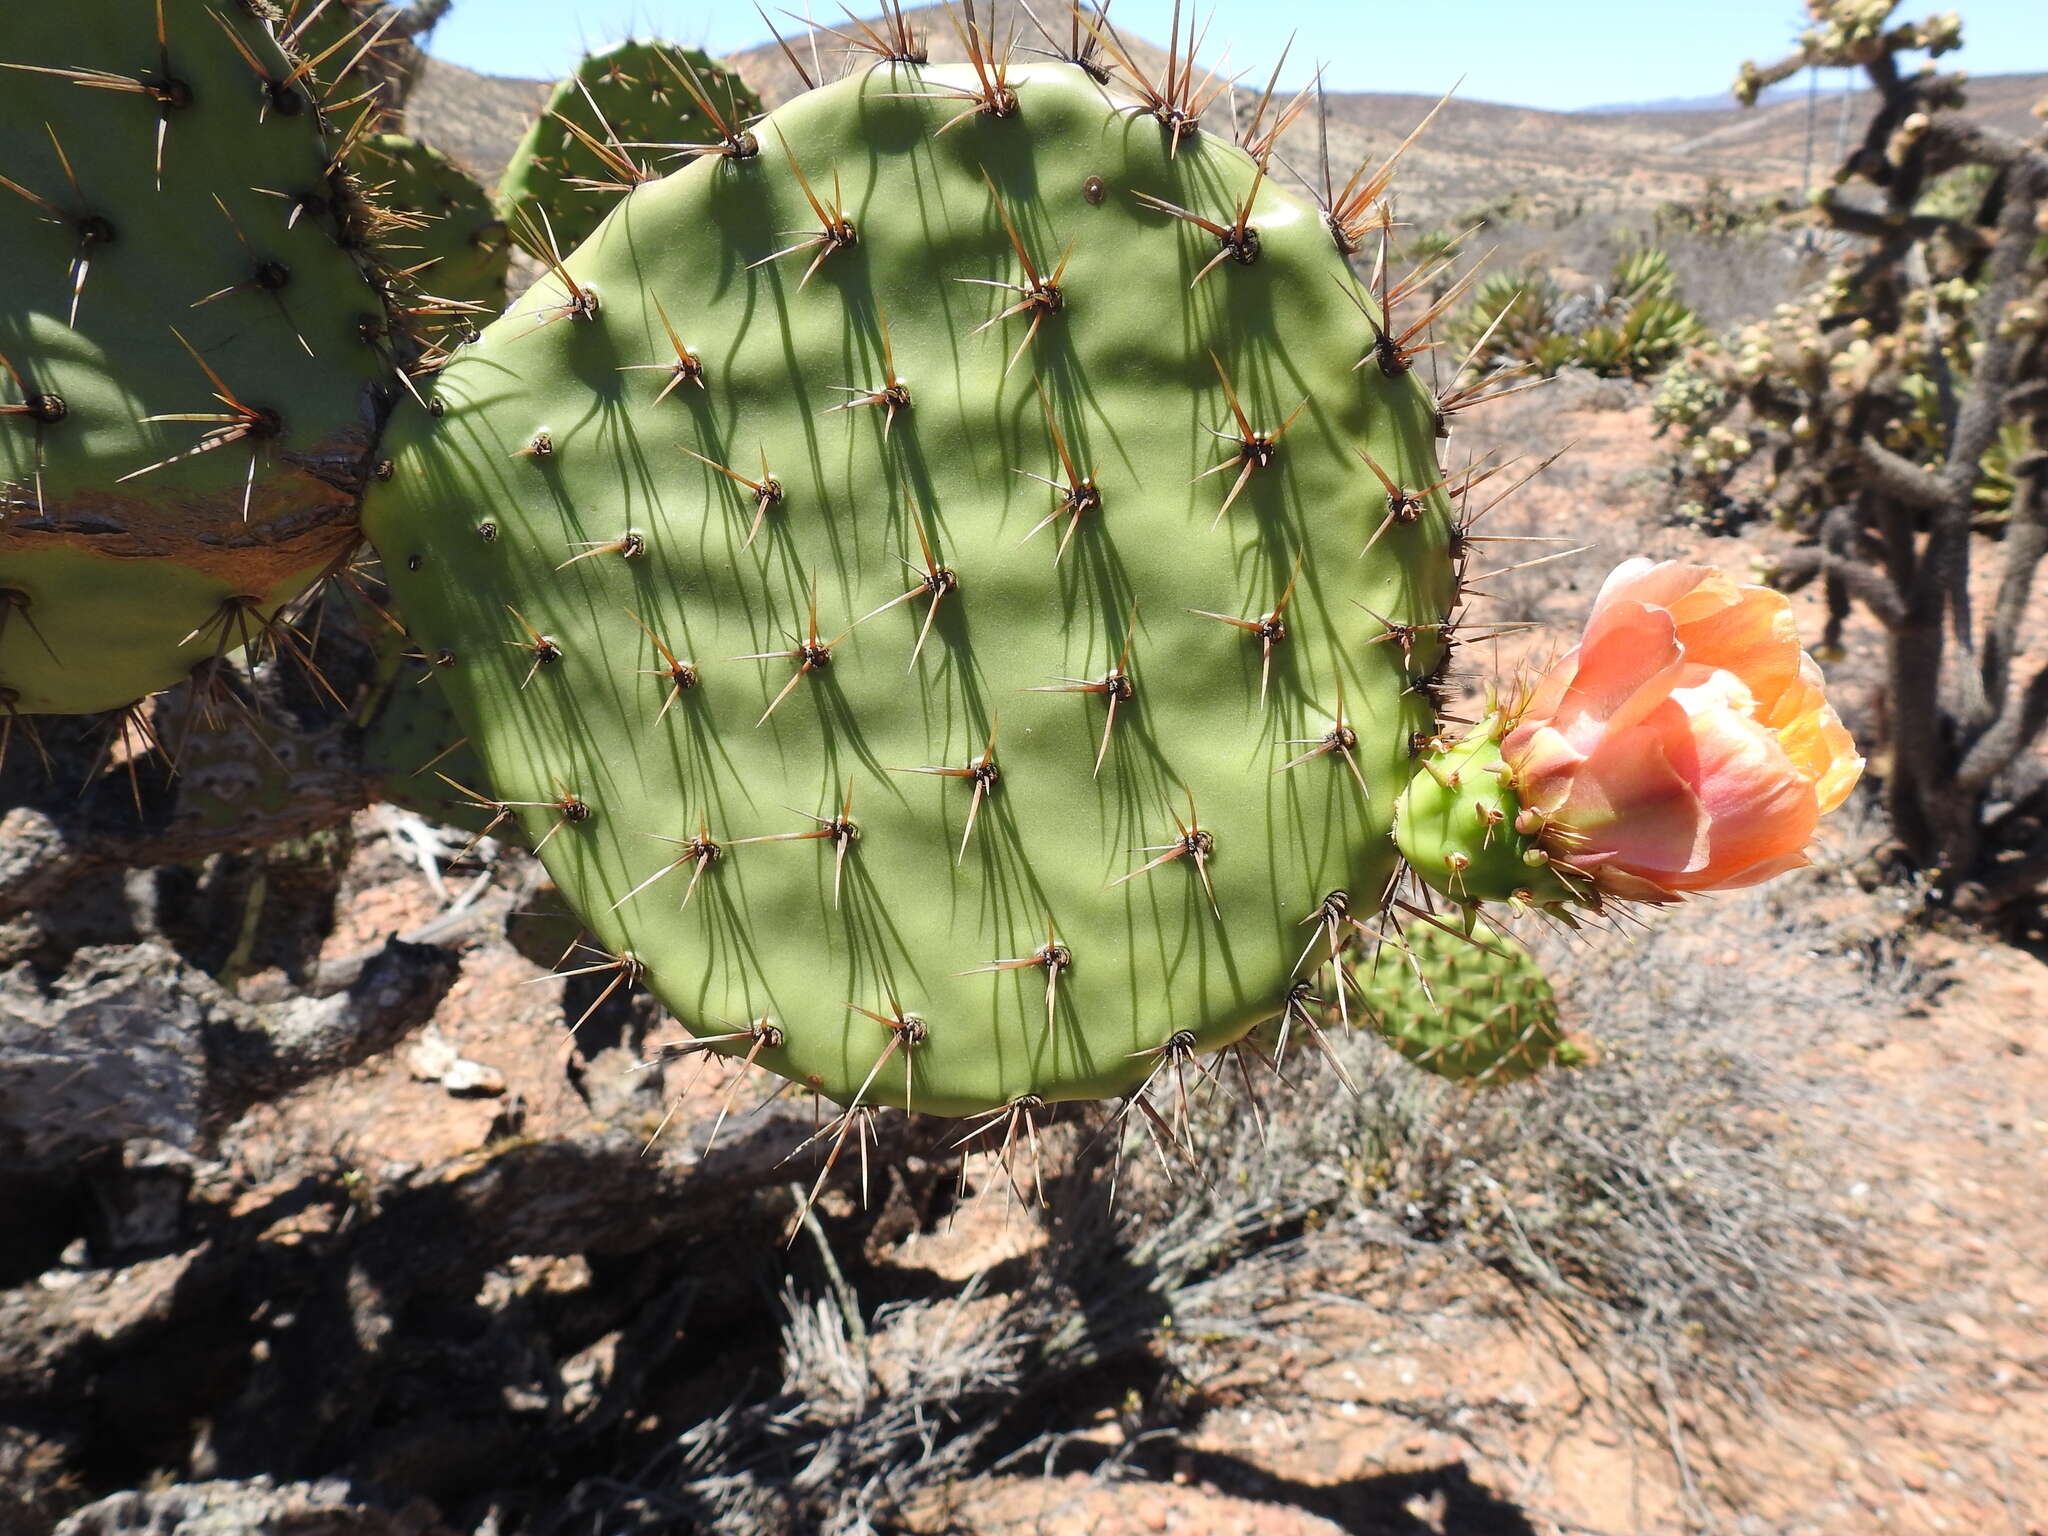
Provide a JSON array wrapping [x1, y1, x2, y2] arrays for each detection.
[[1500, 559, 1862, 903]]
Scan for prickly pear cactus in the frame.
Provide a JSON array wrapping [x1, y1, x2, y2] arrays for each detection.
[[495, 40, 765, 256], [365, 58, 1464, 1117], [1354, 916, 1576, 1084], [277, 0, 444, 131], [0, 0, 398, 716], [361, 133, 509, 315]]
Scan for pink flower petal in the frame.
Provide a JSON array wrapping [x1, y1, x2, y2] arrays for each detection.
[[1667, 705, 1818, 887], [1498, 559, 1862, 902], [1553, 717, 1707, 877], [1506, 723, 1587, 817], [1547, 600, 1684, 753]]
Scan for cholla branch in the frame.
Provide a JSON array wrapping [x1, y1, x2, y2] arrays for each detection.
[[1656, 4, 2048, 911]]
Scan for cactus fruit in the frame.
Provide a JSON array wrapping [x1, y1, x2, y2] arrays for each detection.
[[365, 55, 1475, 1118], [360, 133, 509, 315], [1354, 916, 1577, 1084], [0, 0, 400, 717], [495, 40, 766, 258]]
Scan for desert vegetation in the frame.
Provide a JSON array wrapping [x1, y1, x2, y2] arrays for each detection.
[[2, 4, 2043, 1535]]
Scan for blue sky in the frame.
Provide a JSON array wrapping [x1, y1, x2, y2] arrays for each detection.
[[423, 0, 2048, 111]]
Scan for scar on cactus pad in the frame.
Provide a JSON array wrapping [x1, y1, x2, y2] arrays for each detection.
[[365, 47, 1496, 1119], [0, 0, 403, 719]]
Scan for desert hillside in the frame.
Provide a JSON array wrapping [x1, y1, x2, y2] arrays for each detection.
[[407, 5, 2045, 223]]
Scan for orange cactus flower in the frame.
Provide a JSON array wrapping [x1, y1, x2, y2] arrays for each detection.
[[1500, 559, 1862, 903]]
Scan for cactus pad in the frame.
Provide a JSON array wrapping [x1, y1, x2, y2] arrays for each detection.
[[365, 60, 1462, 1117], [495, 40, 765, 257], [1355, 916, 1575, 1084], [0, 0, 397, 716]]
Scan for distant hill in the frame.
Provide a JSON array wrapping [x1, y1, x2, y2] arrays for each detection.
[[405, 54, 547, 181], [407, 9, 2046, 225], [1580, 79, 1862, 114]]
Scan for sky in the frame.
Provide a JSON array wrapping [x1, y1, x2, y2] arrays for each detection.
[[421, 0, 2048, 112]]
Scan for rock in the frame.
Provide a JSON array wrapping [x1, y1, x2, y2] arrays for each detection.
[[406, 1026, 462, 1083], [440, 1058, 506, 1097], [53, 1477, 448, 1536], [1, 939, 457, 1166]]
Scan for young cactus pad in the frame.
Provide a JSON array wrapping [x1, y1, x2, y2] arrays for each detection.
[[0, 0, 399, 716], [1355, 916, 1575, 1084], [365, 59, 1462, 1117], [495, 40, 766, 257]]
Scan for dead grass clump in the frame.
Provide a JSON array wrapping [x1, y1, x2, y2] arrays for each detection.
[[614, 1279, 1029, 1535]]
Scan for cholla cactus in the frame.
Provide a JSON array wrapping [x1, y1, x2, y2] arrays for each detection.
[[1651, 356, 1732, 437], [1733, 1, 1961, 104], [1703, 5, 2048, 913]]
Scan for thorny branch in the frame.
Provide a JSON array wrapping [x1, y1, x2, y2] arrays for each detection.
[[1729, 6, 2048, 910]]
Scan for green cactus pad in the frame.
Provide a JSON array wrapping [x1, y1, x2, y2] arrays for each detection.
[[366, 61, 1460, 1116], [495, 40, 765, 258], [1395, 724, 1582, 910], [0, 0, 397, 715], [360, 133, 509, 316], [1355, 917, 1575, 1084]]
